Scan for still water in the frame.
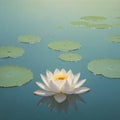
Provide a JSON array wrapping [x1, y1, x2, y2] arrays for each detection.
[[0, 0, 120, 120]]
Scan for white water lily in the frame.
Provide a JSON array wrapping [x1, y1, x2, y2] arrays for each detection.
[[34, 69, 90, 103]]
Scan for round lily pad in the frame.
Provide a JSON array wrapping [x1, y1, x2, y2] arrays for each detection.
[[86, 23, 112, 29], [80, 16, 107, 22], [0, 46, 25, 58], [108, 35, 120, 42], [18, 35, 41, 44], [0, 65, 34, 87], [48, 40, 81, 51], [88, 58, 120, 78], [59, 53, 82, 62], [71, 21, 89, 27]]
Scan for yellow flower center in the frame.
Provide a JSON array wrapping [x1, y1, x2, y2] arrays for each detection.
[[54, 74, 68, 81]]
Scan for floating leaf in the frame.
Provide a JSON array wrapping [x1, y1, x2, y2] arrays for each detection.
[[0, 46, 25, 58], [108, 35, 120, 42], [18, 35, 41, 44], [116, 17, 120, 20], [59, 53, 82, 62], [48, 40, 81, 51], [80, 16, 107, 22], [86, 23, 112, 29], [0, 65, 34, 87], [88, 58, 120, 78]]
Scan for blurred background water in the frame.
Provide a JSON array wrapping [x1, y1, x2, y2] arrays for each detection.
[[0, 0, 120, 120]]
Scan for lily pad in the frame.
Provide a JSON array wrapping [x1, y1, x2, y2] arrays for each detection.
[[18, 35, 41, 44], [59, 53, 82, 62], [116, 17, 120, 20], [86, 23, 112, 29], [48, 40, 81, 51], [71, 21, 89, 27], [80, 16, 107, 22], [0, 46, 25, 58], [108, 35, 120, 42], [0, 65, 34, 87], [88, 58, 120, 78]]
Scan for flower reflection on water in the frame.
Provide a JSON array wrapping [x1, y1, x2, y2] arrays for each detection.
[[37, 94, 86, 112]]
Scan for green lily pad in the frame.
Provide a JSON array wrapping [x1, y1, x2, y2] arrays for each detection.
[[80, 16, 107, 22], [88, 58, 120, 78], [86, 23, 112, 29], [108, 35, 120, 42], [18, 35, 41, 44], [0, 46, 25, 58], [116, 17, 120, 20], [71, 21, 89, 27], [59, 53, 82, 62], [0, 65, 34, 87], [48, 40, 81, 51]]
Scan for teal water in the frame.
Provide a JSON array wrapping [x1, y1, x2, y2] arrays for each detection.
[[0, 0, 120, 120]]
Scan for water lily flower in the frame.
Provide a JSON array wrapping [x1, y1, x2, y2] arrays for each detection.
[[34, 69, 90, 103]]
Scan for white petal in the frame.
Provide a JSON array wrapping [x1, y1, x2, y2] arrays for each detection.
[[63, 89, 75, 94], [73, 73, 80, 84], [46, 70, 53, 80], [54, 94, 67, 103], [40, 74, 49, 87], [75, 79, 87, 88], [66, 70, 74, 85], [34, 90, 55, 96], [63, 87, 90, 94], [54, 68, 60, 75], [49, 80, 60, 92], [67, 74, 74, 86], [35, 82, 50, 91], [67, 69, 72, 76], [61, 80, 70, 92], [54, 80, 66, 89], [60, 68, 66, 74], [74, 87, 90, 94]]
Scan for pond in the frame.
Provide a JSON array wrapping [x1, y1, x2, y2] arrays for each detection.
[[0, 0, 120, 120]]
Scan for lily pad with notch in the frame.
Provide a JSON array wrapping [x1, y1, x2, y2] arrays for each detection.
[[18, 35, 41, 44], [0, 46, 25, 58], [86, 23, 112, 29], [88, 58, 120, 78]]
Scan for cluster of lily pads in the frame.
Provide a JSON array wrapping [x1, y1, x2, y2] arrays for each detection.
[[48, 40, 82, 62], [87, 33, 120, 78], [1, 15, 120, 88], [70, 16, 119, 29], [70, 16, 120, 78], [0, 35, 41, 87]]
